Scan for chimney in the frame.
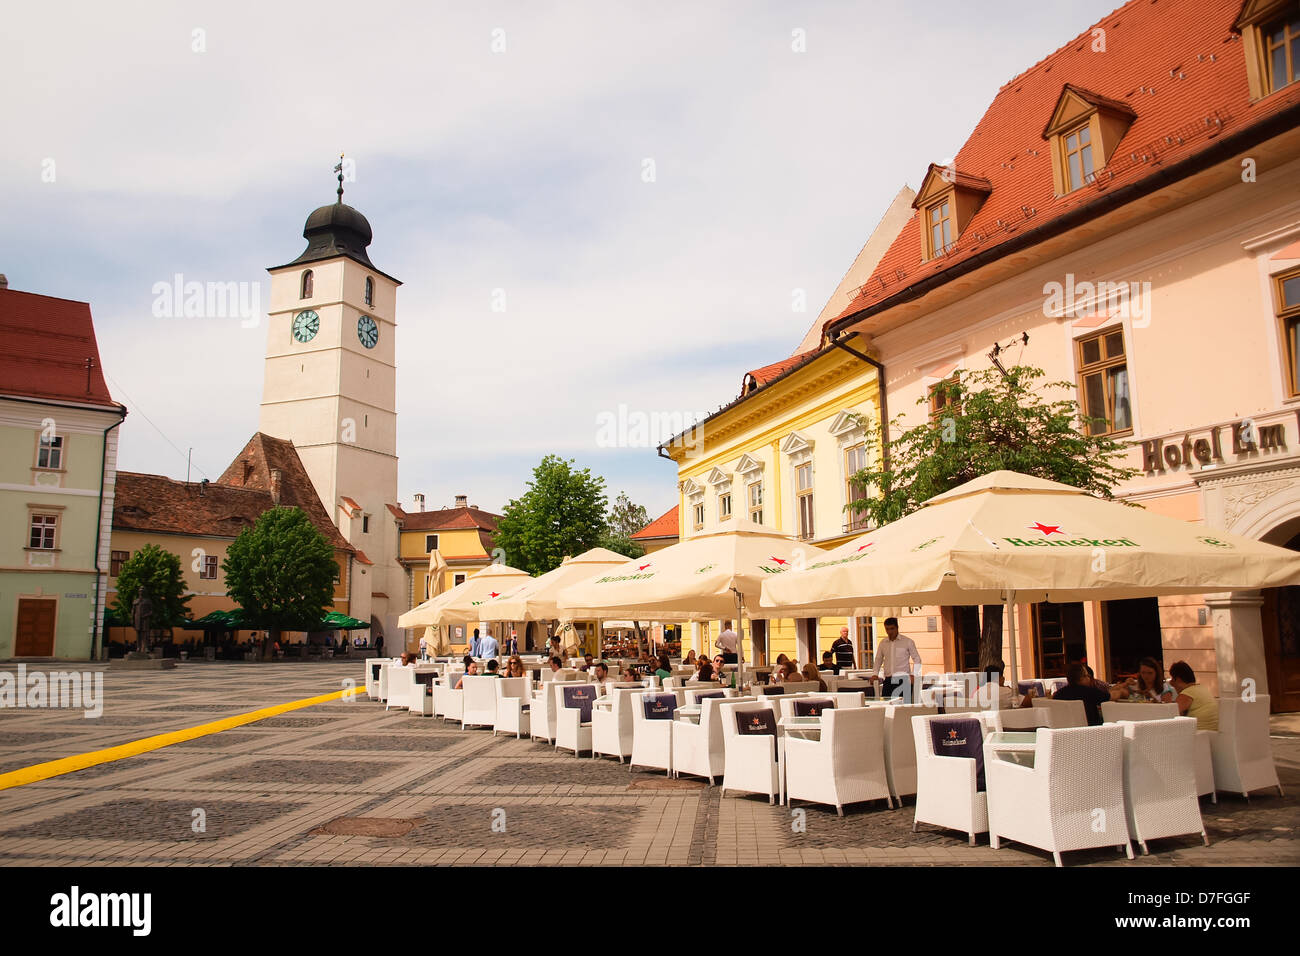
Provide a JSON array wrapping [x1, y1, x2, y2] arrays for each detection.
[[270, 469, 282, 506], [0, 275, 8, 290], [454, 494, 468, 509], [413, 493, 425, 512]]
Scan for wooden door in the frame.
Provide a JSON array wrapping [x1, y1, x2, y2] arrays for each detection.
[[1262, 586, 1300, 713], [15, 599, 57, 656]]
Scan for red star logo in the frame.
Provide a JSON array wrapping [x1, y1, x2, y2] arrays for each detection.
[[770, 556, 788, 566], [638, 562, 651, 571], [856, 542, 873, 552], [488, 591, 499, 598], [1028, 522, 1063, 536], [948, 729, 958, 739]]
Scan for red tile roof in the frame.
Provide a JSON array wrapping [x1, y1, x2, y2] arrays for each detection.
[[0, 288, 122, 409], [632, 505, 679, 540], [340, 496, 361, 514], [745, 350, 818, 392], [394, 505, 501, 534], [828, 0, 1300, 333]]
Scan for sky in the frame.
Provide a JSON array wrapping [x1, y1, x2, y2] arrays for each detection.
[[2, 0, 1121, 521]]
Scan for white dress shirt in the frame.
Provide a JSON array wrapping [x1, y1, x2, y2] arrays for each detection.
[[716, 629, 738, 653], [873, 635, 922, 677]]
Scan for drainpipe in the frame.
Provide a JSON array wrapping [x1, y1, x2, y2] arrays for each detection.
[[827, 332, 890, 483], [91, 412, 127, 661]]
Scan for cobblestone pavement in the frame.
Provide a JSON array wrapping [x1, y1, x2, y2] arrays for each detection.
[[0, 662, 1296, 867]]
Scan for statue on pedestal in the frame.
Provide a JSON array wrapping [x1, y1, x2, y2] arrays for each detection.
[[131, 586, 154, 654]]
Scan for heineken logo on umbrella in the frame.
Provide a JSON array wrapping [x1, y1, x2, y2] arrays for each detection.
[[694, 563, 716, 574], [759, 555, 796, 574], [637, 562, 652, 571], [1005, 523, 1138, 548], [911, 537, 941, 552], [1028, 522, 1064, 536], [1197, 535, 1234, 549], [808, 543, 876, 571]]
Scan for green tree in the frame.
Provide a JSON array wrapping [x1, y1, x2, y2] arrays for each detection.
[[599, 491, 649, 559], [222, 506, 337, 659], [847, 365, 1138, 668], [112, 543, 192, 629], [495, 455, 610, 575]]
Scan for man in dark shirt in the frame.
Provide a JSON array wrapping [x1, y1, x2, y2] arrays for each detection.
[[831, 627, 856, 670], [818, 651, 839, 674], [1050, 662, 1114, 726]]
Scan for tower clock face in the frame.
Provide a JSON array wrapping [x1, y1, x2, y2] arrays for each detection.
[[292, 310, 319, 343], [357, 315, 379, 349]]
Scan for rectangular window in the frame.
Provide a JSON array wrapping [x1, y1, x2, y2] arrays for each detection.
[[1063, 121, 1096, 191], [718, 492, 732, 520], [425, 533, 439, 553], [362, 514, 370, 534], [29, 514, 57, 550], [454, 572, 467, 587], [37, 435, 63, 469], [926, 199, 954, 257], [110, 550, 129, 576], [844, 444, 869, 532], [692, 501, 705, 531], [748, 482, 763, 525], [1265, 15, 1300, 93], [796, 462, 814, 540], [200, 555, 218, 579], [1278, 267, 1300, 396], [1076, 328, 1131, 436], [928, 374, 961, 419]]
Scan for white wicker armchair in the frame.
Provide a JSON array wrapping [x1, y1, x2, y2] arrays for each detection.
[[719, 699, 780, 804], [591, 687, 641, 762], [882, 703, 939, 801], [1211, 695, 1282, 799], [1119, 717, 1208, 854], [912, 712, 991, 846], [461, 676, 500, 729], [493, 678, 532, 737], [785, 706, 893, 815], [555, 683, 599, 756], [1031, 697, 1088, 728], [673, 695, 752, 785], [986, 724, 1134, 867], [630, 691, 677, 775], [1102, 702, 1178, 723]]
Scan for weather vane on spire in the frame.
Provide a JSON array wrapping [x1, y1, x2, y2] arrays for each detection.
[[334, 152, 345, 202]]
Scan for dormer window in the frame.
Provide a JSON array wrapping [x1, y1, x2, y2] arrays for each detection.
[[1043, 85, 1135, 197], [1237, 1, 1300, 99], [1062, 121, 1096, 191], [913, 163, 991, 262], [301, 270, 313, 299]]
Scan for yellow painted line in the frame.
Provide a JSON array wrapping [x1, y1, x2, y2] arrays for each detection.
[[0, 683, 367, 791]]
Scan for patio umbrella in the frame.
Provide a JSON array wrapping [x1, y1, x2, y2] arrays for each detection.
[[424, 549, 450, 654], [476, 547, 628, 623], [397, 563, 532, 629], [318, 611, 369, 630], [760, 470, 1300, 684], [557, 518, 830, 677]]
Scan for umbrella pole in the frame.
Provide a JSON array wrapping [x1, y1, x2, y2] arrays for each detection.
[[1005, 590, 1019, 688], [733, 588, 745, 690]]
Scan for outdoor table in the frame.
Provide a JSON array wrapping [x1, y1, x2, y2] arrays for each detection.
[[987, 731, 1038, 769], [777, 715, 823, 804]]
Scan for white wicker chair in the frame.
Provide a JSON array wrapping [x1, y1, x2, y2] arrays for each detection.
[[1119, 717, 1208, 854], [912, 712, 991, 846], [630, 691, 677, 775], [673, 695, 752, 785], [530, 680, 582, 744], [555, 684, 599, 756], [1102, 702, 1178, 723], [385, 666, 417, 711], [591, 687, 641, 762], [683, 687, 737, 707], [410, 670, 438, 716], [1195, 731, 1216, 803], [1031, 697, 1088, 728], [882, 703, 939, 801], [461, 676, 500, 729], [986, 724, 1134, 867], [785, 706, 893, 815], [719, 699, 780, 804], [494, 678, 532, 737], [365, 659, 389, 700], [1211, 696, 1282, 799], [438, 680, 464, 723]]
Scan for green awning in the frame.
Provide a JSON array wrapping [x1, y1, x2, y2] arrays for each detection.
[[183, 609, 248, 630], [319, 611, 370, 630]]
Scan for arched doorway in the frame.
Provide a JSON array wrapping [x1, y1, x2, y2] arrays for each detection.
[[1261, 527, 1300, 713]]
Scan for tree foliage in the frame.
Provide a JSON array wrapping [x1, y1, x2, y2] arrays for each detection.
[[222, 507, 337, 654], [599, 491, 649, 559], [495, 456, 611, 575], [112, 543, 192, 628], [846, 365, 1138, 667]]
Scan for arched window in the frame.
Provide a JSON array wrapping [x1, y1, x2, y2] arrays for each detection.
[[364, 277, 374, 306], [301, 270, 313, 299]]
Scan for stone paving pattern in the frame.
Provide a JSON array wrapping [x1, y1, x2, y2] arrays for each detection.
[[0, 662, 1295, 867]]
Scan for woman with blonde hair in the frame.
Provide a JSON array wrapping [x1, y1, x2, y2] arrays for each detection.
[[801, 662, 828, 692]]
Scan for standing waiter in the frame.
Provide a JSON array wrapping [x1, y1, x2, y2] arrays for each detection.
[[873, 617, 921, 702]]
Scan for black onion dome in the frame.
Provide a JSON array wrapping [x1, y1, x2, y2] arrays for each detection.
[[277, 197, 399, 282]]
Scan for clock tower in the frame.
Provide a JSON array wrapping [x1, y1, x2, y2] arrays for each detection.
[[259, 177, 404, 640]]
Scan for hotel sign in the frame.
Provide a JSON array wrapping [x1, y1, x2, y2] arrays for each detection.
[[1140, 413, 1295, 475]]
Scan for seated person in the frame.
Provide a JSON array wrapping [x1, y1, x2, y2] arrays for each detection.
[[454, 656, 478, 689], [696, 661, 715, 682], [1169, 660, 1218, 731], [548, 656, 564, 675], [398, 651, 413, 666], [712, 654, 729, 686], [654, 654, 672, 683], [683, 650, 697, 666], [484, 659, 502, 677], [801, 663, 828, 692], [1084, 664, 1110, 698], [590, 661, 611, 690], [1049, 661, 1114, 725], [772, 661, 800, 684], [1120, 656, 1176, 704], [970, 660, 1020, 709], [818, 651, 838, 674], [579, 652, 595, 672]]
